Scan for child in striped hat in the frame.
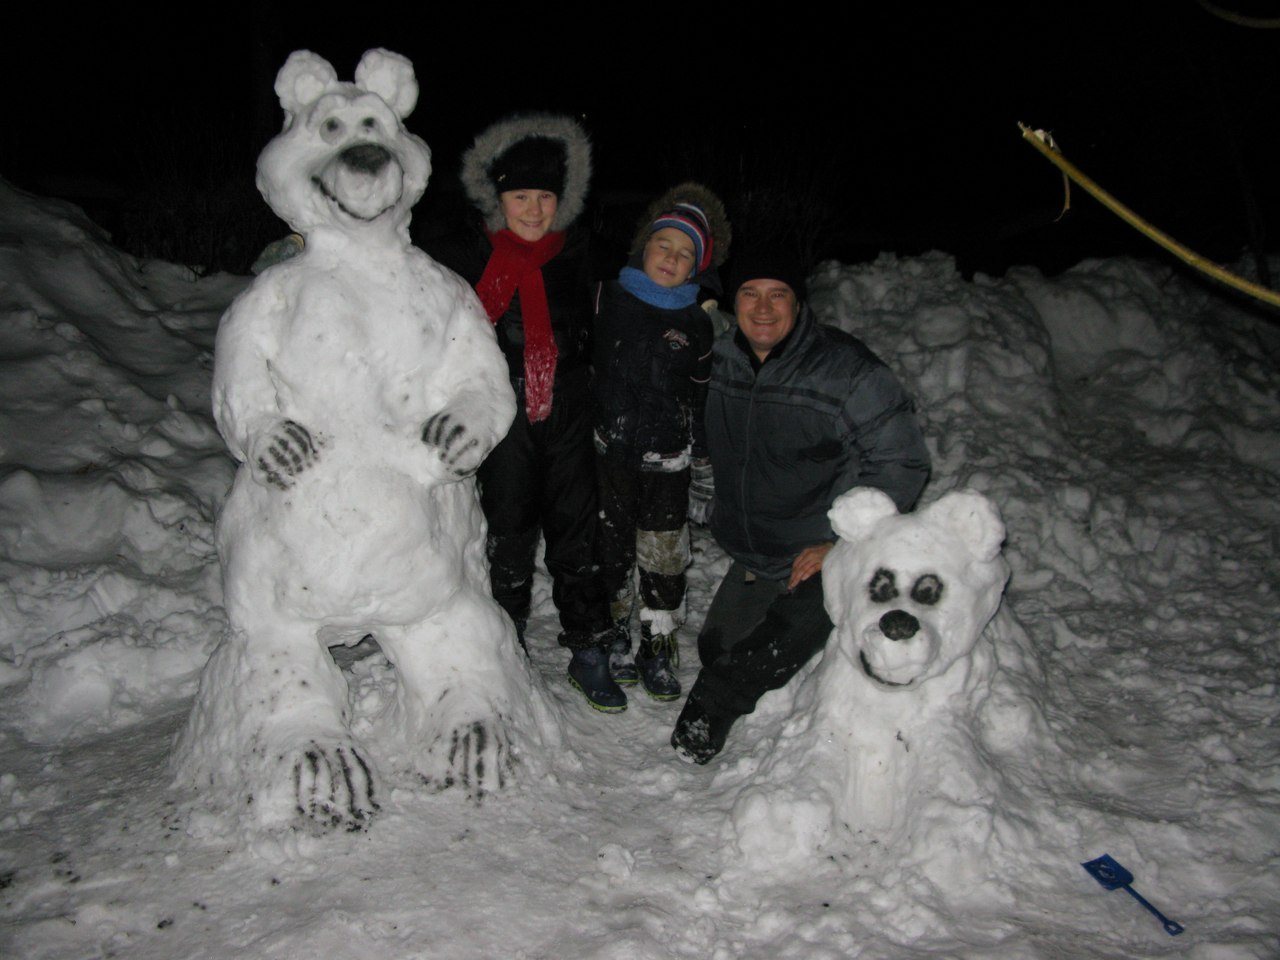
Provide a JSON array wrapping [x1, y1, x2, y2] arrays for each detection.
[[591, 183, 731, 702]]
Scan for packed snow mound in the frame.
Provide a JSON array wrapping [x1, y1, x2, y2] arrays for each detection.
[[0, 179, 236, 742], [2, 166, 1279, 954], [171, 49, 555, 833], [809, 252, 1280, 603]]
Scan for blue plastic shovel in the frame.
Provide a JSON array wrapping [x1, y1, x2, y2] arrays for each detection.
[[1081, 854, 1184, 936]]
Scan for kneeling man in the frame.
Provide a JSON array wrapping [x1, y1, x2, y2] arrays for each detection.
[[672, 249, 930, 763]]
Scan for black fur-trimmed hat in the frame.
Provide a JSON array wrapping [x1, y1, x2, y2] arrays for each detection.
[[488, 136, 566, 196], [461, 113, 592, 233]]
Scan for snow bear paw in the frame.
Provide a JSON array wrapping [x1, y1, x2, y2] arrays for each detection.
[[424, 718, 514, 802], [289, 738, 379, 831], [252, 419, 319, 489], [421, 412, 484, 477]]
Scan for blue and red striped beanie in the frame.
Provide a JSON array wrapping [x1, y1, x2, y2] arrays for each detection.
[[648, 202, 714, 277]]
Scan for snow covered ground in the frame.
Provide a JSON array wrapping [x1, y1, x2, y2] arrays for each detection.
[[1, 176, 1277, 959]]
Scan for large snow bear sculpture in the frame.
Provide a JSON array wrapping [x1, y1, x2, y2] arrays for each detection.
[[731, 487, 1012, 860], [173, 49, 553, 830]]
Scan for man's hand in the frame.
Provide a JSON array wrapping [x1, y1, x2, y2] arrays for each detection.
[[788, 542, 834, 591]]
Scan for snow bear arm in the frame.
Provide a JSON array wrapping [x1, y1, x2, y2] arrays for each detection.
[[415, 269, 517, 473]]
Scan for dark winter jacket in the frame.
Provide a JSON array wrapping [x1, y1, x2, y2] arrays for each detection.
[[591, 280, 714, 470], [427, 224, 594, 385], [707, 306, 930, 580], [427, 112, 596, 394]]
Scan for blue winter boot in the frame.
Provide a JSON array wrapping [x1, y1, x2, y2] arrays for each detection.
[[567, 644, 628, 713]]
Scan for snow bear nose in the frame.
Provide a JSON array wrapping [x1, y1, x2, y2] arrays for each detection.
[[879, 609, 919, 641], [341, 144, 392, 174]]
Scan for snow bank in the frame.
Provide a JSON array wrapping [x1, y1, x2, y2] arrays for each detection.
[[0, 179, 237, 741], [1, 185, 1277, 958]]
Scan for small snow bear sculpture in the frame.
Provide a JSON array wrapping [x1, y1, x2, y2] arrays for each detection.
[[824, 487, 1009, 694], [173, 49, 553, 830], [731, 487, 1010, 860]]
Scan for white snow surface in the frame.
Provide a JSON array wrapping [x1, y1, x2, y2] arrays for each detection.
[[2, 178, 1278, 958]]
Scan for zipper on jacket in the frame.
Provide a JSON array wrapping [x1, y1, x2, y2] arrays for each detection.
[[740, 376, 756, 558]]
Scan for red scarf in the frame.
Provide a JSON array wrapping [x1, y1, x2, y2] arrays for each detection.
[[476, 229, 566, 422]]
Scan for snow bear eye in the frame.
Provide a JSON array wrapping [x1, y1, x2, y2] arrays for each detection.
[[911, 574, 944, 606], [868, 568, 898, 603], [361, 117, 379, 133], [322, 117, 345, 142]]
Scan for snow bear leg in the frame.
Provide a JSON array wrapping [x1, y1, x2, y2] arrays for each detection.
[[378, 594, 550, 800], [173, 615, 378, 831]]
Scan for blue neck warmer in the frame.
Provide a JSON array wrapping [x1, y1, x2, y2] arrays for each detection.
[[618, 266, 698, 309]]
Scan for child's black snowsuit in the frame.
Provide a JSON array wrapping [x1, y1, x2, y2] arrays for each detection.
[[591, 278, 713, 627]]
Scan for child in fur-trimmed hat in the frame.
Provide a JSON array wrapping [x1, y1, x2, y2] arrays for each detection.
[[591, 183, 731, 702]]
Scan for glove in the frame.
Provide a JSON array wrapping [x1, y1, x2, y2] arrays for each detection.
[[688, 458, 714, 525]]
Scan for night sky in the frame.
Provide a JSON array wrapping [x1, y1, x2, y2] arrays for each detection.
[[5, 1, 1279, 276]]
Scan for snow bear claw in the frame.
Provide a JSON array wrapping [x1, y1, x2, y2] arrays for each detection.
[[290, 739, 379, 831], [422, 412, 483, 477], [253, 419, 318, 490], [426, 718, 514, 802]]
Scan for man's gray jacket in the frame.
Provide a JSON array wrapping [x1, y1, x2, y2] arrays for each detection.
[[706, 306, 930, 580]]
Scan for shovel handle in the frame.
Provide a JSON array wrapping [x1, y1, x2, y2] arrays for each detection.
[[1122, 885, 1184, 936]]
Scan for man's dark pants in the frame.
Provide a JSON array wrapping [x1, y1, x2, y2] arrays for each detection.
[[688, 560, 834, 723]]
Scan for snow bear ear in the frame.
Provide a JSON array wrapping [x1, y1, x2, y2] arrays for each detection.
[[829, 487, 899, 542], [924, 490, 1006, 563], [354, 48, 419, 119], [275, 50, 339, 116]]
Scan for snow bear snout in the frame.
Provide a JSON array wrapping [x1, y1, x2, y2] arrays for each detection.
[[313, 144, 404, 221], [859, 620, 940, 687], [341, 143, 393, 175], [879, 609, 919, 640]]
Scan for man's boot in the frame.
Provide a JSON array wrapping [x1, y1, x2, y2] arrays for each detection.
[[670, 692, 734, 763]]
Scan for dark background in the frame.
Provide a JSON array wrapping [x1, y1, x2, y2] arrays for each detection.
[[4, 1, 1278, 280]]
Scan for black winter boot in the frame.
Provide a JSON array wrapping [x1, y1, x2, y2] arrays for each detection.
[[636, 624, 681, 701], [608, 620, 638, 686], [567, 645, 628, 713], [670, 695, 734, 764]]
